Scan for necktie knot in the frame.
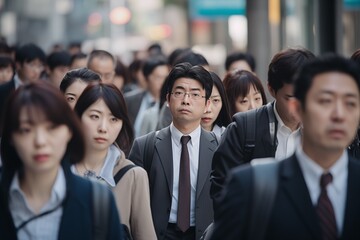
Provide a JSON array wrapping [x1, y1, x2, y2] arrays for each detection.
[[181, 136, 191, 145], [320, 173, 333, 189]]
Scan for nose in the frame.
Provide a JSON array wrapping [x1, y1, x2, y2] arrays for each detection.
[[181, 93, 190, 105], [34, 128, 47, 147], [332, 101, 345, 122], [98, 119, 108, 133], [248, 99, 256, 110]]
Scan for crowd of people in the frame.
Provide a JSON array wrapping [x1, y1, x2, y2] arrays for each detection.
[[0, 38, 360, 240]]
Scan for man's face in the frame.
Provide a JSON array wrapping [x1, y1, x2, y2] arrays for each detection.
[[17, 59, 44, 83], [88, 57, 115, 84], [297, 72, 360, 152], [167, 77, 209, 130], [147, 65, 169, 97], [228, 60, 252, 73], [49, 65, 70, 88], [269, 83, 298, 126]]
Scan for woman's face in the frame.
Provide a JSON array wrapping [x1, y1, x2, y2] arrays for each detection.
[[201, 85, 222, 131], [64, 80, 88, 109], [81, 99, 123, 151], [12, 107, 72, 175], [235, 84, 263, 113]]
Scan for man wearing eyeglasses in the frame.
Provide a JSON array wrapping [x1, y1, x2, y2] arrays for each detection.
[[128, 63, 217, 240], [0, 43, 46, 134]]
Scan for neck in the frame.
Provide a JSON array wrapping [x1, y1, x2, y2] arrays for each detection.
[[82, 148, 108, 170], [20, 167, 59, 212], [149, 90, 159, 101], [202, 124, 213, 132], [173, 120, 200, 135], [302, 141, 343, 170]]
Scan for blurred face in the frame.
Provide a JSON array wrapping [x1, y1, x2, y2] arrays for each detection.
[[168, 77, 209, 130], [17, 59, 44, 83], [296, 72, 360, 154], [235, 85, 263, 112], [89, 57, 115, 84], [147, 65, 169, 98], [0, 65, 14, 83], [81, 99, 123, 152], [113, 75, 124, 91], [228, 60, 252, 73], [64, 80, 88, 109], [269, 83, 298, 126], [12, 108, 72, 175], [201, 85, 222, 131], [49, 66, 70, 88], [70, 58, 87, 70]]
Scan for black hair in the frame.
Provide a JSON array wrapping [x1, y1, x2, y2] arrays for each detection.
[[142, 56, 168, 80], [173, 51, 208, 67], [15, 43, 46, 65], [47, 51, 71, 70], [225, 52, 256, 72], [70, 52, 87, 66], [210, 71, 231, 127], [60, 68, 101, 93], [0, 55, 15, 70]]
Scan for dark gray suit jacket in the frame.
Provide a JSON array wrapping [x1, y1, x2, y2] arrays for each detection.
[[124, 89, 147, 123], [211, 154, 360, 240], [129, 127, 218, 240]]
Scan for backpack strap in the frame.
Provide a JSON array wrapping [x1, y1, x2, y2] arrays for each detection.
[[244, 109, 257, 162], [266, 102, 276, 145], [249, 158, 279, 240], [114, 164, 137, 185], [143, 130, 159, 172], [92, 181, 110, 240]]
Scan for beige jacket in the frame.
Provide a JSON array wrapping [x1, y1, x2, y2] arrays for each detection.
[[112, 151, 157, 240]]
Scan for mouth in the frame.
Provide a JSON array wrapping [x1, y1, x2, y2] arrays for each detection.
[[33, 154, 50, 163], [328, 129, 346, 139], [179, 109, 191, 114], [94, 137, 107, 143], [201, 117, 212, 123]]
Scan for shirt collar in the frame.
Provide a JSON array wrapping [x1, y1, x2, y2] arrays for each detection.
[[13, 73, 23, 89], [296, 145, 348, 194], [170, 123, 202, 148], [10, 167, 66, 208], [98, 144, 121, 187]]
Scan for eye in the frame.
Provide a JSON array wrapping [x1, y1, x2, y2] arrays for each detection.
[[90, 114, 99, 120], [346, 101, 357, 108], [174, 91, 183, 97], [255, 97, 262, 101], [191, 93, 200, 98], [110, 117, 119, 123], [240, 99, 248, 104], [17, 126, 31, 134], [212, 98, 221, 104], [66, 96, 75, 103], [318, 98, 332, 105]]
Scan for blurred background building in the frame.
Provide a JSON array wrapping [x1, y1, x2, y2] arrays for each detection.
[[0, 0, 359, 79]]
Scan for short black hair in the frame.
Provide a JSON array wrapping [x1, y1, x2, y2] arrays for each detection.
[[173, 51, 208, 67], [87, 49, 115, 67], [166, 62, 213, 100], [268, 48, 315, 93], [60, 68, 101, 93], [47, 50, 71, 70], [15, 43, 46, 65], [294, 54, 360, 107], [225, 52, 256, 71], [70, 52, 87, 66], [0, 56, 15, 69], [142, 56, 168, 80]]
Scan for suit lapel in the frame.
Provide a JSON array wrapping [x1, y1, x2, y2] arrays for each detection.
[[196, 130, 217, 200], [155, 127, 174, 195], [281, 155, 321, 239]]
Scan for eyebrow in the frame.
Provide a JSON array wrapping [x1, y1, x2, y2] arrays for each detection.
[[89, 109, 102, 114], [211, 95, 221, 98], [174, 86, 201, 91], [65, 93, 76, 97], [320, 90, 359, 98]]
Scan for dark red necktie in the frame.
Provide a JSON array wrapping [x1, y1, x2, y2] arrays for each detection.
[[316, 173, 338, 240], [177, 135, 191, 232]]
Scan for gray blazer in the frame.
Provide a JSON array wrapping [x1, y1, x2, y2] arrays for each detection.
[[128, 127, 218, 240], [124, 89, 147, 123]]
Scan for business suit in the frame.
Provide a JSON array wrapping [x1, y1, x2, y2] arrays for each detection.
[[211, 102, 278, 207], [0, 78, 15, 114], [0, 161, 123, 240], [129, 126, 218, 240], [211, 154, 360, 240], [124, 89, 147, 123]]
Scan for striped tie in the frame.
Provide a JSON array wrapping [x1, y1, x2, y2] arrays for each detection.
[[316, 173, 338, 240]]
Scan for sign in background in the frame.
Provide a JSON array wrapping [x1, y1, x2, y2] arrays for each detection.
[[190, 0, 246, 19]]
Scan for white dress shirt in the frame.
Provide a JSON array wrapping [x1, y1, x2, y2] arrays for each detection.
[[296, 146, 348, 234], [169, 123, 201, 226], [273, 101, 301, 160], [9, 168, 66, 240]]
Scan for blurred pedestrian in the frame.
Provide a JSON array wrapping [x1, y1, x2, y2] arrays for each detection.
[[0, 82, 122, 239], [224, 52, 256, 73], [0, 56, 15, 84], [211, 54, 360, 240], [46, 51, 71, 88], [87, 50, 116, 85]]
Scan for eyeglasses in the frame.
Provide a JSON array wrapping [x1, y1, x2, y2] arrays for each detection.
[[24, 62, 45, 71], [171, 91, 205, 100]]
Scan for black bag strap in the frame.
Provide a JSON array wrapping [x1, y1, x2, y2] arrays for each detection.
[[143, 130, 158, 172], [244, 109, 257, 162], [92, 181, 110, 240], [249, 159, 279, 240], [266, 103, 276, 145], [114, 164, 137, 184]]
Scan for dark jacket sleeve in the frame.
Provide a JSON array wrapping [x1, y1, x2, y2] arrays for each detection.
[[210, 165, 253, 240], [210, 114, 246, 209], [107, 192, 124, 240], [128, 136, 145, 168]]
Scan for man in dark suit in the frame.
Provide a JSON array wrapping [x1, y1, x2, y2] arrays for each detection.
[[211, 55, 360, 240], [129, 63, 217, 240], [210, 48, 315, 208], [0, 43, 46, 132]]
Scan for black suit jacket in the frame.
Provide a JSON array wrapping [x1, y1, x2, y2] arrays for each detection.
[[211, 102, 278, 208], [0, 162, 123, 240], [129, 127, 218, 240], [211, 154, 360, 240]]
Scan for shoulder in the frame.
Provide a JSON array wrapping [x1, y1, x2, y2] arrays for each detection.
[[124, 89, 146, 101]]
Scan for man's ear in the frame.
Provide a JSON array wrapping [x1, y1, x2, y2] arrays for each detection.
[[267, 84, 276, 98], [289, 98, 302, 123]]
